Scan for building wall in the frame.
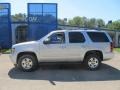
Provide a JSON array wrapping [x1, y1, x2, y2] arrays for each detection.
[[115, 32, 120, 47], [11, 23, 27, 45], [106, 31, 120, 47]]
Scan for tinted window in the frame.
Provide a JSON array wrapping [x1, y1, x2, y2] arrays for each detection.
[[87, 32, 109, 42], [69, 32, 85, 43], [49, 32, 65, 44]]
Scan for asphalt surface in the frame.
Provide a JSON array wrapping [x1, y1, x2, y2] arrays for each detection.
[[0, 52, 120, 90]]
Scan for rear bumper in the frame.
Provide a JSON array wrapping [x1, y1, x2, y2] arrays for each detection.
[[103, 52, 114, 61]]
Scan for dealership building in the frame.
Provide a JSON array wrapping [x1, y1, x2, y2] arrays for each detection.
[[0, 3, 120, 48], [0, 3, 57, 48]]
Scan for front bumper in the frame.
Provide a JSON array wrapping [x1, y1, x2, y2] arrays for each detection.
[[9, 53, 17, 64]]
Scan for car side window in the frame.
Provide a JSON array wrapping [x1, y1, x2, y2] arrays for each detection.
[[69, 32, 85, 43], [49, 32, 65, 44], [87, 32, 110, 42]]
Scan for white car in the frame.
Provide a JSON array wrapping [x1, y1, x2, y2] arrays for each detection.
[[10, 30, 114, 71]]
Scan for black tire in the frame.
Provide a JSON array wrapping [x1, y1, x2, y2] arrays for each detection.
[[84, 54, 101, 71], [17, 54, 38, 72]]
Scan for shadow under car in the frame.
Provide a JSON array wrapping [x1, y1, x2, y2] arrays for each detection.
[[8, 63, 120, 82]]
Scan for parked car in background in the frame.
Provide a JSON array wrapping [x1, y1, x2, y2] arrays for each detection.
[[10, 30, 114, 72]]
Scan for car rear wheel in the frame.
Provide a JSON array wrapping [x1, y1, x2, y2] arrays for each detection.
[[84, 54, 101, 70], [17, 54, 38, 72]]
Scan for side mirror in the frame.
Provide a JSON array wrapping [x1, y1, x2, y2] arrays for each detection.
[[43, 38, 50, 44]]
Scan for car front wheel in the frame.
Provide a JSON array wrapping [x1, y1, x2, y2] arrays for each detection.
[[17, 54, 38, 72]]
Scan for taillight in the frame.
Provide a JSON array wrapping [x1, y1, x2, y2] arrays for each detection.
[[110, 42, 114, 52]]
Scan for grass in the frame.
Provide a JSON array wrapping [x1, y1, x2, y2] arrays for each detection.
[[0, 49, 11, 54], [114, 48, 120, 52]]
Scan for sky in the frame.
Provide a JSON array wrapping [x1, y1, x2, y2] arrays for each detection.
[[0, 0, 120, 23]]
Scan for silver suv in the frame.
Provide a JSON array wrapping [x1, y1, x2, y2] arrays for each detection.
[[10, 30, 114, 71]]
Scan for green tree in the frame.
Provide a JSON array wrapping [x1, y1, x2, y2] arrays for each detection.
[[112, 20, 120, 30], [97, 19, 105, 28], [82, 17, 89, 27], [106, 20, 120, 30], [68, 19, 74, 26], [11, 13, 27, 22], [58, 19, 67, 25], [68, 16, 84, 27], [73, 16, 84, 27], [87, 18, 97, 28]]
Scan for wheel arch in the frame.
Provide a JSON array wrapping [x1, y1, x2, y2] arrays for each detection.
[[17, 51, 38, 64], [83, 50, 103, 61]]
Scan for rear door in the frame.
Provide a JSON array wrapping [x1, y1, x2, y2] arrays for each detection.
[[66, 31, 86, 61]]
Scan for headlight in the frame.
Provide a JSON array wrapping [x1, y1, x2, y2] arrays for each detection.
[[11, 48, 15, 54]]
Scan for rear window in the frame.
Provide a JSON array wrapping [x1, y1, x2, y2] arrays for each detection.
[[87, 32, 109, 42]]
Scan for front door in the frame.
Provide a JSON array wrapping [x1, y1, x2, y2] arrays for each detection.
[[40, 32, 68, 62]]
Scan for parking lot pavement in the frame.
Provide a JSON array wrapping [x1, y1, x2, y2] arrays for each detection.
[[0, 52, 120, 90]]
